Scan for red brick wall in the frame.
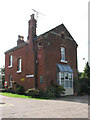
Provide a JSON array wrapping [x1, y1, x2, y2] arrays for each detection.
[[5, 19, 78, 91], [36, 26, 78, 89]]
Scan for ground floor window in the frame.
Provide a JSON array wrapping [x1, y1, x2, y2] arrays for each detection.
[[9, 75, 12, 87], [40, 76, 43, 83], [57, 72, 73, 88]]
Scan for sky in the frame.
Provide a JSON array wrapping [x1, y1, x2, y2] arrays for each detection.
[[0, 0, 89, 72]]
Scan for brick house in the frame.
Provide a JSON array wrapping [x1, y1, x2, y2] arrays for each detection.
[[5, 14, 78, 95]]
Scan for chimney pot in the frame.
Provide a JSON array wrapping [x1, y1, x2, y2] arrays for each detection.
[[31, 14, 34, 20]]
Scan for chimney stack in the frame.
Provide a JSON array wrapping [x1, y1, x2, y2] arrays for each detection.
[[28, 14, 37, 42], [17, 35, 25, 46]]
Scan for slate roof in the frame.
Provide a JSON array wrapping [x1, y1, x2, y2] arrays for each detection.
[[5, 42, 27, 54]]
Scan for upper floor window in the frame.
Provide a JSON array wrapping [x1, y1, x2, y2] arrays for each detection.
[[61, 47, 65, 61], [17, 58, 22, 73], [9, 55, 12, 68]]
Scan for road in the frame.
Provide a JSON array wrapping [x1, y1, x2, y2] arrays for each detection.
[[0, 95, 88, 119]]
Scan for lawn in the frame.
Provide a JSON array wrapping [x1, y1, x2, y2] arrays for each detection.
[[0, 92, 48, 100], [0, 92, 30, 98]]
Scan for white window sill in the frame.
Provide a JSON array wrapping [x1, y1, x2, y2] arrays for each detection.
[[17, 70, 22, 73], [60, 60, 67, 63], [8, 65, 12, 68]]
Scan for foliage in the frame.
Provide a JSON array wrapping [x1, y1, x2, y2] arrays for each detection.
[[5, 86, 14, 93], [16, 84, 25, 95], [78, 62, 90, 95], [25, 88, 40, 98], [0, 66, 5, 88], [79, 77, 88, 94], [47, 86, 56, 98], [47, 81, 65, 98], [0, 66, 5, 74], [12, 81, 16, 84], [25, 82, 65, 99], [73, 77, 80, 93]]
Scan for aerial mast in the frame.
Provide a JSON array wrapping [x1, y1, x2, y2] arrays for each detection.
[[32, 9, 45, 27]]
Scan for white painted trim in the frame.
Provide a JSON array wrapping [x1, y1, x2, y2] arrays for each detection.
[[8, 65, 12, 68], [60, 60, 67, 63], [17, 70, 22, 73], [72, 73, 73, 88], [26, 75, 34, 78], [59, 72, 61, 85]]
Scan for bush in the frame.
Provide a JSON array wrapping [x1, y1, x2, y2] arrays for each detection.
[[25, 82, 65, 99], [39, 89, 47, 98], [16, 85, 25, 95], [73, 77, 80, 94], [47, 82, 65, 98], [55, 84, 65, 97], [79, 77, 88, 94], [25, 88, 40, 98], [47, 86, 56, 98], [6, 86, 14, 93]]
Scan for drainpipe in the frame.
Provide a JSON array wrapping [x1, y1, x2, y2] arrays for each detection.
[[35, 37, 38, 89]]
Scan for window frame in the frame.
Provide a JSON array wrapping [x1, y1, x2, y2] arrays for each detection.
[[59, 72, 73, 88], [8, 55, 12, 68], [9, 75, 12, 88], [17, 58, 22, 73], [60, 47, 67, 63]]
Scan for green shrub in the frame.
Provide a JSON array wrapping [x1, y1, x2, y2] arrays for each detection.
[[73, 77, 80, 94], [55, 84, 65, 97], [47, 86, 56, 98], [79, 77, 88, 94], [16, 85, 25, 95], [47, 82, 65, 98], [39, 89, 47, 98], [25, 88, 40, 98], [6, 86, 14, 93], [25, 82, 65, 99]]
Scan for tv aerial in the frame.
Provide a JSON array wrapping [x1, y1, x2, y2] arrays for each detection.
[[32, 9, 45, 20]]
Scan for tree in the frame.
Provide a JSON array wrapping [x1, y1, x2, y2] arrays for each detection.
[[79, 62, 90, 95], [81, 62, 90, 78], [0, 66, 5, 88]]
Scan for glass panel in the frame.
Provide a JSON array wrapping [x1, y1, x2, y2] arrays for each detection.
[[61, 47, 65, 61], [61, 80, 64, 86], [70, 81, 72, 88], [9, 55, 12, 66], [18, 58, 21, 71], [9, 76, 12, 87], [64, 81, 68, 88], [61, 72, 64, 78], [40, 76, 43, 83], [65, 73, 68, 79], [57, 73, 59, 84]]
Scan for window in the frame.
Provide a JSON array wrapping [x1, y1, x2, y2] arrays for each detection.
[[61, 72, 64, 86], [9, 55, 12, 67], [17, 58, 22, 73], [9, 75, 12, 87], [61, 47, 65, 61], [40, 76, 43, 83], [60, 72, 73, 88], [38, 41, 41, 46]]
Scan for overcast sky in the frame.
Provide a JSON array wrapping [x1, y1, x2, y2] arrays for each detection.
[[0, 0, 88, 72]]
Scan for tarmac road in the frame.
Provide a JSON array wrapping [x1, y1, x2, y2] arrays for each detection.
[[0, 95, 88, 119]]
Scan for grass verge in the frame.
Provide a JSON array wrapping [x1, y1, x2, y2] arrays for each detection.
[[0, 92, 46, 100]]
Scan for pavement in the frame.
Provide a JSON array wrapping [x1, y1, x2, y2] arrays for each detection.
[[0, 95, 88, 119]]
